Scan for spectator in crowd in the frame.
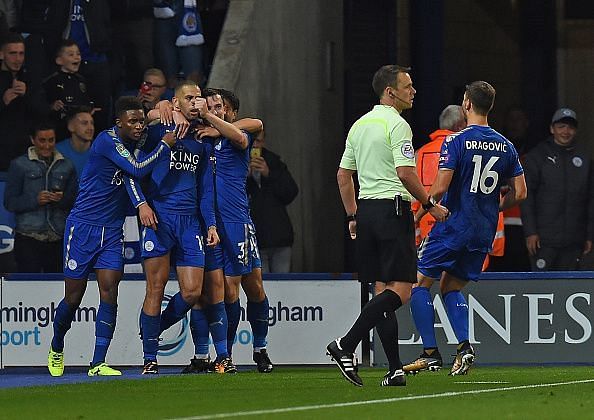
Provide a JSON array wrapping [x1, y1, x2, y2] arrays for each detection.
[[0, 32, 48, 171], [247, 129, 299, 272], [137, 67, 172, 112], [521, 108, 594, 271], [55, 107, 95, 177], [45, 0, 112, 133], [153, 0, 205, 87], [43, 40, 95, 140], [3, 122, 77, 273]]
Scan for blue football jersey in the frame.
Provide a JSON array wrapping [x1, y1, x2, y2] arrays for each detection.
[[429, 125, 523, 252], [68, 127, 170, 228], [138, 123, 216, 227], [207, 131, 253, 223]]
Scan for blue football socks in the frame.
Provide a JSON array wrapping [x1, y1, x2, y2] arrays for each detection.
[[140, 310, 161, 362], [410, 287, 438, 349], [205, 302, 229, 360], [247, 296, 269, 350], [190, 308, 210, 357], [160, 292, 192, 334], [51, 299, 78, 352], [443, 290, 469, 344], [225, 299, 241, 357], [91, 301, 117, 366]]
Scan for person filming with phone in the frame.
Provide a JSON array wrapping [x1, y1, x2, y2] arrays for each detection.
[[247, 129, 299, 272], [4, 122, 78, 273]]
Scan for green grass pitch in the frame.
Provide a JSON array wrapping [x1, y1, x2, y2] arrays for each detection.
[[1, 366, 594, 419]]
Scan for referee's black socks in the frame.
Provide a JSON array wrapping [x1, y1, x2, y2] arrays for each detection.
[[340, 289, 403, 352]]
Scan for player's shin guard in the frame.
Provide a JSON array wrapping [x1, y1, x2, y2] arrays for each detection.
[[140, 310, 160, 362], [51, 299, 79, 352], [205, 302, 229, 359], [225, 299, 241, 357], [410, 287, 438, 349], [443, 290, 469, 343], [190, 309, 210, 357], [247, 296, 269, 350], [376, 310, 402, 371], [340, 289, 402, 352], [91, 301, 117, 366], [160, 292, 192, 334]]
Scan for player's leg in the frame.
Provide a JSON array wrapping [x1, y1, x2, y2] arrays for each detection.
[[140, 254, 170, 373], [242, 268, 273, 373], [204, 268, 236, 373], [441, 249, 483, 376], [88, 268, 123, 376], [224, 274, 242, 358], [49, 219, 95, 376], [48, 277, 88, 376]]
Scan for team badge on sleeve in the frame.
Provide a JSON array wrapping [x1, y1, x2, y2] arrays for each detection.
[[401, 141, 415, 159], [116, 143, 131, 158]]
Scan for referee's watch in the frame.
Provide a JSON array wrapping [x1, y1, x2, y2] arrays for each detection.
[[422, 195, 436, 211]]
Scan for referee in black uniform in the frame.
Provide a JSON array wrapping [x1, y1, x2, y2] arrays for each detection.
[[327, 65, 449, 387]]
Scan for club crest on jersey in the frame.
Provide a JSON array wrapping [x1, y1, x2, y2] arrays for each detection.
[[67, 259, 78, 270], [401, 141, 414, 159], [573, 157, 583, 167], [116, 143, 131, 158], [144, 240, 155, 252]]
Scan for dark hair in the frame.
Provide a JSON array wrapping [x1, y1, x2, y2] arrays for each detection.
[[202, 87, 221, 99], [174, 79, 200, 97], [371, 65, 411, 98], [1, 32, 25, 48], [56, 39, 79, 58], [465, 81, 496, 116], [66, 105, 94, 123], [218, 88, 240, 112], [114, 96, 143, 118], [30, 121, 56, 137]]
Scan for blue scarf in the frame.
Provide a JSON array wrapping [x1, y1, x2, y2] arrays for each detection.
[[175, 0, 205, 46]]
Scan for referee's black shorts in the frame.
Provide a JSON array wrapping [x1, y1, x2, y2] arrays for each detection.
[[356, 199, 417, 284]]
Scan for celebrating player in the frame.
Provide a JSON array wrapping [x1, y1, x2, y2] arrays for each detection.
[[48, 97, 175, 377], [406, 81, 526, 375]]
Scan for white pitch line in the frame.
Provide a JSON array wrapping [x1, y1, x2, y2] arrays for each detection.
[[169, 378, 594, 420], [456, 381, 510, 384]]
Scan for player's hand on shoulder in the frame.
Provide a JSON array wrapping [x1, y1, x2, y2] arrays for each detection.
[[154, 100, 174, 125], [207, 226, 220, 247], [196, 125, 220, 139], [161, 130, 176, 147], [138, 202, 158, 230], [172, 111, 190, 138], [429, 204, 449, 222]]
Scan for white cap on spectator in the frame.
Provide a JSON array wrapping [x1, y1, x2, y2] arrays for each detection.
[[551, 108, 577, 126]]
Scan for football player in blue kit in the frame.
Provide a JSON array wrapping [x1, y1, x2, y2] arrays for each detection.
[[405, 81, 527, 376], [136, 80, 239, 374], [199, 88, 273, 373], [48, 96, 176, 377]]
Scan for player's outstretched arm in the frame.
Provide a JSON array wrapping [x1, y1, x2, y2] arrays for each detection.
[[233, 118, 263, 135], [99, 133, 174, 179]]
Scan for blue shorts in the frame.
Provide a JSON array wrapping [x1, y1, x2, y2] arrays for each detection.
[[417, 236, 486, 282], [63, 219, 124, 279], [141, 213, 205, 267], [210, 222, 261, 276]]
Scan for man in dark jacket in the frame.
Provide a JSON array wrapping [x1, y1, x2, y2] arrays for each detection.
[[4, 122, 77, 272], [521, 108, 594, 271], [0, 33, 49, 171], [247, 129, 298, 272]]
